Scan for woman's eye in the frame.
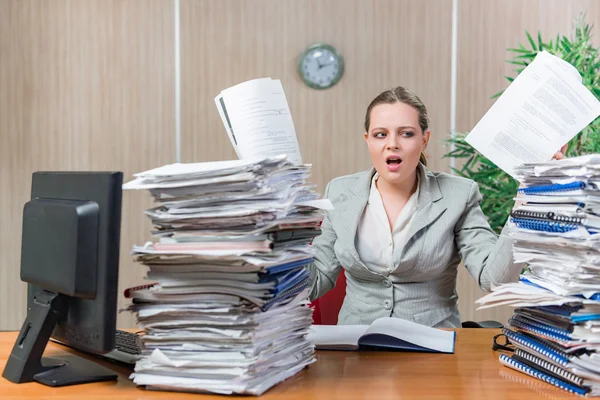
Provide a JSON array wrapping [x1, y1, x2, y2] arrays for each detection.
[[402, 131, 415, 137], [374, 132, 386, 138]]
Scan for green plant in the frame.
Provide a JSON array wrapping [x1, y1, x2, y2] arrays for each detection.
[[445, 15, 600, 233]]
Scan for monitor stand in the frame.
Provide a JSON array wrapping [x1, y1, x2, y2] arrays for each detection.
[[2, 290, 117, 386]]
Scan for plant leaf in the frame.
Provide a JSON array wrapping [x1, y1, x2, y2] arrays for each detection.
[[526, 31, 537, 51]]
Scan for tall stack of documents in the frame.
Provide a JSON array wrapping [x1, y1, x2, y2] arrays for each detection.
[[123, 155, 331, 395], [478, 155, 600, 396]]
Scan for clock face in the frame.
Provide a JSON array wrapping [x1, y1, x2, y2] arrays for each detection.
[[299, 44, 344, 89]]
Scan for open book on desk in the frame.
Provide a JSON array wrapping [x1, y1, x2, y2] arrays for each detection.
[[306, 317, 456, 353]]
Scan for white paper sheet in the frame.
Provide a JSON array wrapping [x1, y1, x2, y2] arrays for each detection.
[[215, 78, 303, 164], [465, 51, 600, 180]]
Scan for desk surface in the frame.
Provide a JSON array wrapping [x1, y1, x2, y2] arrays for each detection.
[[0, 329, 579, 399]]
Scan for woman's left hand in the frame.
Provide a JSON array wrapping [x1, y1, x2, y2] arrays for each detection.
[[552, 143, 568, 160]]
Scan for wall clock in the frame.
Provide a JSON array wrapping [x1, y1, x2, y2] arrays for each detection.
[[298, 43, 344, 90]]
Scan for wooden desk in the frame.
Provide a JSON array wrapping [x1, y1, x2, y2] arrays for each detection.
[[0, 329, 579, 399]]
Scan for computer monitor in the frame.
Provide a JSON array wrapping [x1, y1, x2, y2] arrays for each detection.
[[2, 171, 123, 387]]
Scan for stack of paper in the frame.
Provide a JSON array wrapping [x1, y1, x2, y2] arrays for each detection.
[[123, 155, 331, 395], [477, 155, 600, 396]]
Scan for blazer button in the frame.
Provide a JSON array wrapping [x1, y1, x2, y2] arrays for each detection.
[[384, 279, 392, 288], [383, 300, 392, 310]]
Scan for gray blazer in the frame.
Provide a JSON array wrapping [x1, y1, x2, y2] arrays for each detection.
[[308, 164, 524, 328]]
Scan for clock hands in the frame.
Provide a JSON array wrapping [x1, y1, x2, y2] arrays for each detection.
[[316, 57, 333, 70]]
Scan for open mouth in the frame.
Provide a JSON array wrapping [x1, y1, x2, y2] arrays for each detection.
[[386, 156, 403, 165]]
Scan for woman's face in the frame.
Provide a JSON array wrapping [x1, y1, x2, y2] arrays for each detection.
[[364, 102, 430, 187]]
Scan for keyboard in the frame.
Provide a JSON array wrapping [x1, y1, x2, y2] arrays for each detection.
[[50, 329, 143, 366], [102, 330, 143, 365]]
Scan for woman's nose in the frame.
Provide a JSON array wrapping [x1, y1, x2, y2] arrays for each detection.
[[386, 136, 399, 150]]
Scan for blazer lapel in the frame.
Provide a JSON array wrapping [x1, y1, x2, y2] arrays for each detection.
[[404, 164, 447, 246], [335, 169, 378, 277]]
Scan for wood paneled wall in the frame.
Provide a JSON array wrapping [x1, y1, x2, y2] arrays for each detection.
[[180, 0, 453, 184], [0, 0, 175, 329], [1, 0, 599, 329]]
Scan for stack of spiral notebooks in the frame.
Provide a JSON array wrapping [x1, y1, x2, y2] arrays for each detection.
[[491, 155, 600, 396]]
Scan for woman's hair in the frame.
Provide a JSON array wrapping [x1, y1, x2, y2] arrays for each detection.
[[364, 86, 429, 166]]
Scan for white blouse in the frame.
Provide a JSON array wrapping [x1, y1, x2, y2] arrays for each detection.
[[355, 173, 420, 275]]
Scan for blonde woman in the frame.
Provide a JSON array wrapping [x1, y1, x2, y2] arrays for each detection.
[[308, 86, 566, 328]]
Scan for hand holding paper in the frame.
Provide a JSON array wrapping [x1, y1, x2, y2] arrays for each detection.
[[465, 51, 600, 180]]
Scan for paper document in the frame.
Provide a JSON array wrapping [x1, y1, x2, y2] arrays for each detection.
[[465, 51, 600, 180], [215, 78, 303, 164]]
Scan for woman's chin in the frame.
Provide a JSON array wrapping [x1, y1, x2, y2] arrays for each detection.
[[377, 168, 405, 182]]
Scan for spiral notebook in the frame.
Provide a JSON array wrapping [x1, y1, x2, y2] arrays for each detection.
[[502, 328, 571, 367], [511, 209, 600, 230], [510, 216, 582, 233], [513, 348, 586, 387], [499, 354, 589, 396], [518, 181, 597, 196], [514, 308, 574, 332], [509, 315, 573, 341]]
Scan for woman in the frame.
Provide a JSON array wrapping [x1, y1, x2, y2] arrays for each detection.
[[308, 86, 566, 328]]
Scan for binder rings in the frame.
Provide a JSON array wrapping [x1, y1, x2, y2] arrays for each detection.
[[509, 320, 572, 346], [518, 181, 588, 195], [513, 348, 586, 387], [260, 278, 311, 311], [514, 308, 574, 332], [509, 315, 573, 341], [518, 330, 575, 356], [510, 217, 580, 233], [499, 354, 589, 396], [510, 209, 600, 230], [511, 209, 586, 224], [502, 329, 570, 366]]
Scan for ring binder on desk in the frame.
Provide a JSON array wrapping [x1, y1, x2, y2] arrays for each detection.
[[502, 329, 570, 366], [513, 349, 586, 387], [499, 354, 589, 396]]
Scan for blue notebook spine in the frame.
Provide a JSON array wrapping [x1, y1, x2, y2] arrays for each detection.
[[260, 278, 311, 311], [510, 217, 579, 233], [571, 313, 600, 323], [503, 329, 570, 366], [262, 258, 313, 275], [537, 305, 582, 316], [499, 354, 588, 396], [518, 181, 587, 195], [271, 268, 311, 295]]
